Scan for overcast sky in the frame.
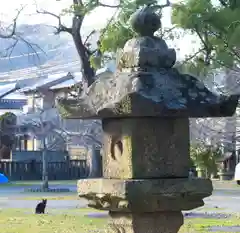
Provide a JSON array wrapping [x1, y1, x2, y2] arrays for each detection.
[[1, 0, 181, 27], [0, 0, 108, 27], [0, 0, 196, 59]]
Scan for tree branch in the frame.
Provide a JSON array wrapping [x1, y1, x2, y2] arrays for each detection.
[[193, 26, 213, 65], [0, 5, 46, 66], [181, 48, 206, 65], [97, 0, 120, 8], [208, 29, 240, 61], [0, 39, 18, 58], [36, 8, 72, 34], [218, 0, 228, 7], [151, 0, 171, 9], [83, 30, 96, 46], [73, 0, 83, 7], [68, 91, 78, 98], [0, 5, 25, 39], [82, 134, 102, 147]]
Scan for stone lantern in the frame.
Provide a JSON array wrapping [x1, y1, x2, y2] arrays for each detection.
[[58, 6, 239, 233]]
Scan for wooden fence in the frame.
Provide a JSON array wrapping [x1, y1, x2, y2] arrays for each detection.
[[0, 160, 88, 181]]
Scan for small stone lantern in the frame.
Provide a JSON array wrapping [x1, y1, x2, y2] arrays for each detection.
[[58, 6, 239, 233]]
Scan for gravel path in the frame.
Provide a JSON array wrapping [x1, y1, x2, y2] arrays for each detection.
[[0, 184, 81, 209], [1, 183, 240, 214]]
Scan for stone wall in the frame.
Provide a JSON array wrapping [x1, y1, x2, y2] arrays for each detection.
[[11, 150, 68, 162]]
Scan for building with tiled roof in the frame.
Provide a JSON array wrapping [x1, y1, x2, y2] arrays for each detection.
[[0, 67, 112, 160]]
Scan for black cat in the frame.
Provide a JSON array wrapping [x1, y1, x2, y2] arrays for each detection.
[[35, 199, 47, 214]]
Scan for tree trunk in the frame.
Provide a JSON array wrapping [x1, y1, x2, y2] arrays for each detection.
[[42, 138, 48, 191], [72, 16, 95, 87]]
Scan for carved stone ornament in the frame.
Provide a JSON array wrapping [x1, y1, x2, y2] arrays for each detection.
[[78, 178, 212, 212]]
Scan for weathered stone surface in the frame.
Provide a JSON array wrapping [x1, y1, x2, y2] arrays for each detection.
[[58, 69, 239, 119], [118, 36, 176, 69], [102, 117, 190, 179], [130, 6, 162, 37], [77, 178, 212, 212], [107, 211, 183, 233]]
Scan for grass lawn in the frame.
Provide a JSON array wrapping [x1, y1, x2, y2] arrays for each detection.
[[0, 208, 106, 233], [180, 217, 240, 232], [0, 208, 239, 233]]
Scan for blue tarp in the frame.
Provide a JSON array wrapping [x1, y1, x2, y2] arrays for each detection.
[[0, 173, 8, 183]]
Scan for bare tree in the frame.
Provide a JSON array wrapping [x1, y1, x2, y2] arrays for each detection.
[[17, 107, 69, 191], [62, 118, 102, 177], [17, 105, 103, 185], [190, 68, 240, 151], [0, 5, 45, 62], [70, 119, 102, 148]]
